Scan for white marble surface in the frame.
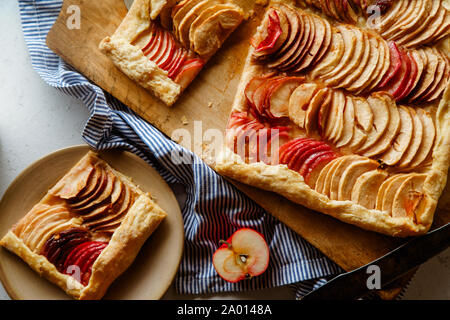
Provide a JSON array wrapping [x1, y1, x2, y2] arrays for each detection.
[[0, 1, 448, 300]]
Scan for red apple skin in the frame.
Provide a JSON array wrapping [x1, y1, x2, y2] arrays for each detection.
[[253, 10, 282, 54], [377, 41, 402, 89], [213, 228, 270, 283], [174, 59, 205, 89]]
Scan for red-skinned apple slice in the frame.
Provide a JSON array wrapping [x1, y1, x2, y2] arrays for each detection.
[[213, 228, 269, 283], [157, 33, 176, 70], [304, 152, 338, 188], [279, 138, 312, 165], [174, 58, 205, 89], [397, 51, 418, 101], [252, 9, 284, 55], [145, 28, 164, 61], [287, 142, 329, 172], [377, 41, 402, 89], [267, 6, 302, 69], [384, 48, 411, 100], [295, 145, 333, 174], [167, 49, 188, 79]]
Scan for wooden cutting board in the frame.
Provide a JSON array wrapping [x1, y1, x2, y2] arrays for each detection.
[[46, 0, 449, 279]]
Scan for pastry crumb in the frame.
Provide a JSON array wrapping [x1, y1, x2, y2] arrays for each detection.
[[180, 116, 189, 125]]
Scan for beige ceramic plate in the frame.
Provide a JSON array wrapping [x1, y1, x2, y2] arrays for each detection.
[[0, 145, 184, 300]]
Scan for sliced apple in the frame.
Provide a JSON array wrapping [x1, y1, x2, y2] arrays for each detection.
[[317, 90, 333, 137], [305, 88, 330, 136], [419, 50, 448, 102], [69, 168, 107, 208], [363, 37, 390, 93], [395, 0, 439, 47], [252, 8, 289, 59], [374, 0, 406, 35], [288, 83, 320, 129], [268, 9, 304, 70], [279, 138, 313, 166], [321, 156, 346, 198], [53, 163, 94, 200], [325, 26, 364, 87], [408, 47, 439, 102], [397, 108, 423, 169], [18, 205, 68, 242], [172, 0, 201, 36], [191, 7, 244, 57], [380, 0, 416, 39], [267, 77, 305, 118], [384, 48, 412, 100], [320, 25, 357, 83], [337, 158, 379, 201], [380, 174, 410, 213], [386, 0, 428, 41], [361, 96, 401, 158], [293, 14, 327, 72], [336, 95, 355, 148], [352, 97, 373, 132], [312, 15, 332, 66], [329, 155, 362, 200], [310, 31, 345, 78], [377, 41, 402, 89], [177, 0, 215, 47], [392, 174, 427, 220], [167, 48, 188, 79], [304, 152, 338, 189], [213, 228, 270, 283], [328, 90, 346, 144], [406, 5, 446, 48], [344, 32, 375, 92], [174, 58, 205, 89], [408, 108, 436, 168], [267, 5, 301, 63], [90, 185, 133, 231], [73, 171, 115, 212], [356, 93, 391, 155], [379, 106, 413, 166], [351, 170, 388, 209], [314, 156, 340, 195]]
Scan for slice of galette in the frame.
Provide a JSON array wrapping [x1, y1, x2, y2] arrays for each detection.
[[0, 151, 167, 300], [216, 1, 450, 237], [99, 0, 246, 106]]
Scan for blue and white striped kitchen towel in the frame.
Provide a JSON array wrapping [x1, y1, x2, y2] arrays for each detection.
[[18, 0, 342, 296]]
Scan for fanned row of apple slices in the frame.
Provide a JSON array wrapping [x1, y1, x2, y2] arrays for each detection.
[[226, 111, 290, 164], [314, 154, 427, 219], [65, 164, 136, 235], [372, 0, 450, 48], [12, 204, 81, 253], [251, 5, 450, 103], [171, 0, 244, 58], [141, 23, 205, 89], [299, 0, 449, 49], [42, 227, 107, 286], [288, 83, 436, 169]]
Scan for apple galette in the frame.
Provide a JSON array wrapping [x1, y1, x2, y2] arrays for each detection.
[[0, 151, 167, 299], [216, 0, 450, 237], [99, 0, 247, 106]]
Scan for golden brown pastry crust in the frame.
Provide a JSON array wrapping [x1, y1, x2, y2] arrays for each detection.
[[215, 2, 450, 237], [0, 151, 167, 300]]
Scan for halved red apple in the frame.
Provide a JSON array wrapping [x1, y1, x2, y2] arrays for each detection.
[[213, 228, 269, 283]]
